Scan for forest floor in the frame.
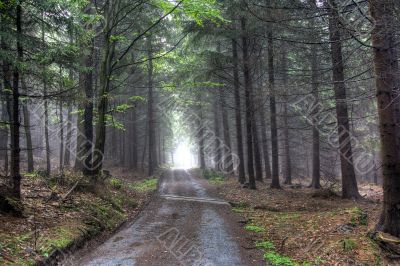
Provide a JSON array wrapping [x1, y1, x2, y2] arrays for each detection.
[[206, 172, 390, 266], [0, 168, 158, 266]]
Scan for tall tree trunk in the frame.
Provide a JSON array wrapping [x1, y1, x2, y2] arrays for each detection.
[[44, 93, 50, 175], [268, 32, 281, 189], [59, 100, 64, 172], [74, 105, 85, 170], [241, 17, 256, 189], [220, 82, 233, 173], [91, 9, 117, 176], [232, 39, 246, 183], [0, 0, 12, 179], [41, 14, 51, 176], [147, 36, 158, 176], [131, 107, 138, 169], [281, 46, 292, 185], [10, 3, 22, 198], [259, 105, 272, 180], [369, 0, 400, 237], [141, 125, 148, 171], [328, 0, 360, 199], [58, 68, 64, 172], [197, 95, 206, 169], [252, 117, 263, 181], [64, 104, 72, 167], [21, 76, 34, 173], [82, 43, 94, 175], [213, 92, 222, 171], [310, 40, 321, 189]]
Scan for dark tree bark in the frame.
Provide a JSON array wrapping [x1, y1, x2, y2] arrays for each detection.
[[281, 45, 292, 185], [369, 0, 400, 237], [10, 3, 23, 198], [220, 82, 233, 173], [213, 91, 222, 171], [268, 32, 281, 189], [259, 105, 272, 180], [328, 0, 360, 199], [232, 39, 246, 183], [241, 17, 256, 189], [147, 36, 158, 176], [131, 106, 138, 169], [44, 89, 50, 175], [59, 95, 64, 172], [197, 94, 206, 169], [310, 40, 321, 189], [91, 2, 118, 176], [41, 14, 51, 176], [74, 104, 85, 171], [21, 77, 34, 173], [64, 104, 72, 167], [252, 118, 263, 181], [82, 43, 94, 175]]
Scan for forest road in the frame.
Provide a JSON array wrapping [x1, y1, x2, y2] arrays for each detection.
[[63, 169, 262, 266]]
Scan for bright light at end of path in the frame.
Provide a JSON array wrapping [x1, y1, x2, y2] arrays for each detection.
[[173, 143, 196, 169]]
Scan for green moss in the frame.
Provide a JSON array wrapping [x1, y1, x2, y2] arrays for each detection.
[[131, 177, 158, 192], [202, 169, 226, 185], [109, 177, 123, 190], [87, 201, 126, 230], [341, 238, 357, 252], [349, 207, 368, 226], [244, 224, 265, 233], [232, 207, 245, 213], [38, 227, 76, 256], [256, 240, 275, 250], [264, 252, 301, 266]]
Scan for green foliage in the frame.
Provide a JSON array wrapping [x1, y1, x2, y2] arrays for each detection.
[[131, 178, 158, 192], [244, 225, 265, 233], [156, 0, 226, 26], [341, 239, 357, 252], [231, 201, 250, 213], [109, 177, 123, 190], [39, 227, 75, 256], [87, 201, 126, 230], [129, 95, 145, 102], [264, 252, 299, 266], [202, 169, 226, 184], [115, 104, 133, 113], [349, 207, 368, 226], [105, 114, 125, 130], [256, 240, 275, 250]]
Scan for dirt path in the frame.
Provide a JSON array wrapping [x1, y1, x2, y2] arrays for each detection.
[[61, 169, 262, 266]]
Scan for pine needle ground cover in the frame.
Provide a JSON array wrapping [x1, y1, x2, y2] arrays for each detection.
[[217, 179, 385, 265], [0, 169, 157, 265]]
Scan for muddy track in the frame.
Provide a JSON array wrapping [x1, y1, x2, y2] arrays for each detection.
[[61, 169, 263, 266]]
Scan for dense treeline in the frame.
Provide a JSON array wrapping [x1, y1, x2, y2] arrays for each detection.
[[0, 0, 399, 241]]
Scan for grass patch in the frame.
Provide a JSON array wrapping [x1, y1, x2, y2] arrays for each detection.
[[109, 177, 123, 190], [86, 201, 126, 230], [348, 207, 368, 226], [131, 177, 158, 192], [256, 240, 275, 250], [264, 252, 300, 266], [202, 169, 226, 185], [38, 227, 77, 257], [244, 224, 265, 233], [341, 238, 357, 252]]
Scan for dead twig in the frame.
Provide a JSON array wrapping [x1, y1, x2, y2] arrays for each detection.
[[61, 180, 80, 202]]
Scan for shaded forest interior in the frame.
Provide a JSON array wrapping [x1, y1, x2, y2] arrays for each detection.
[[1, 0, 400, 265]]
